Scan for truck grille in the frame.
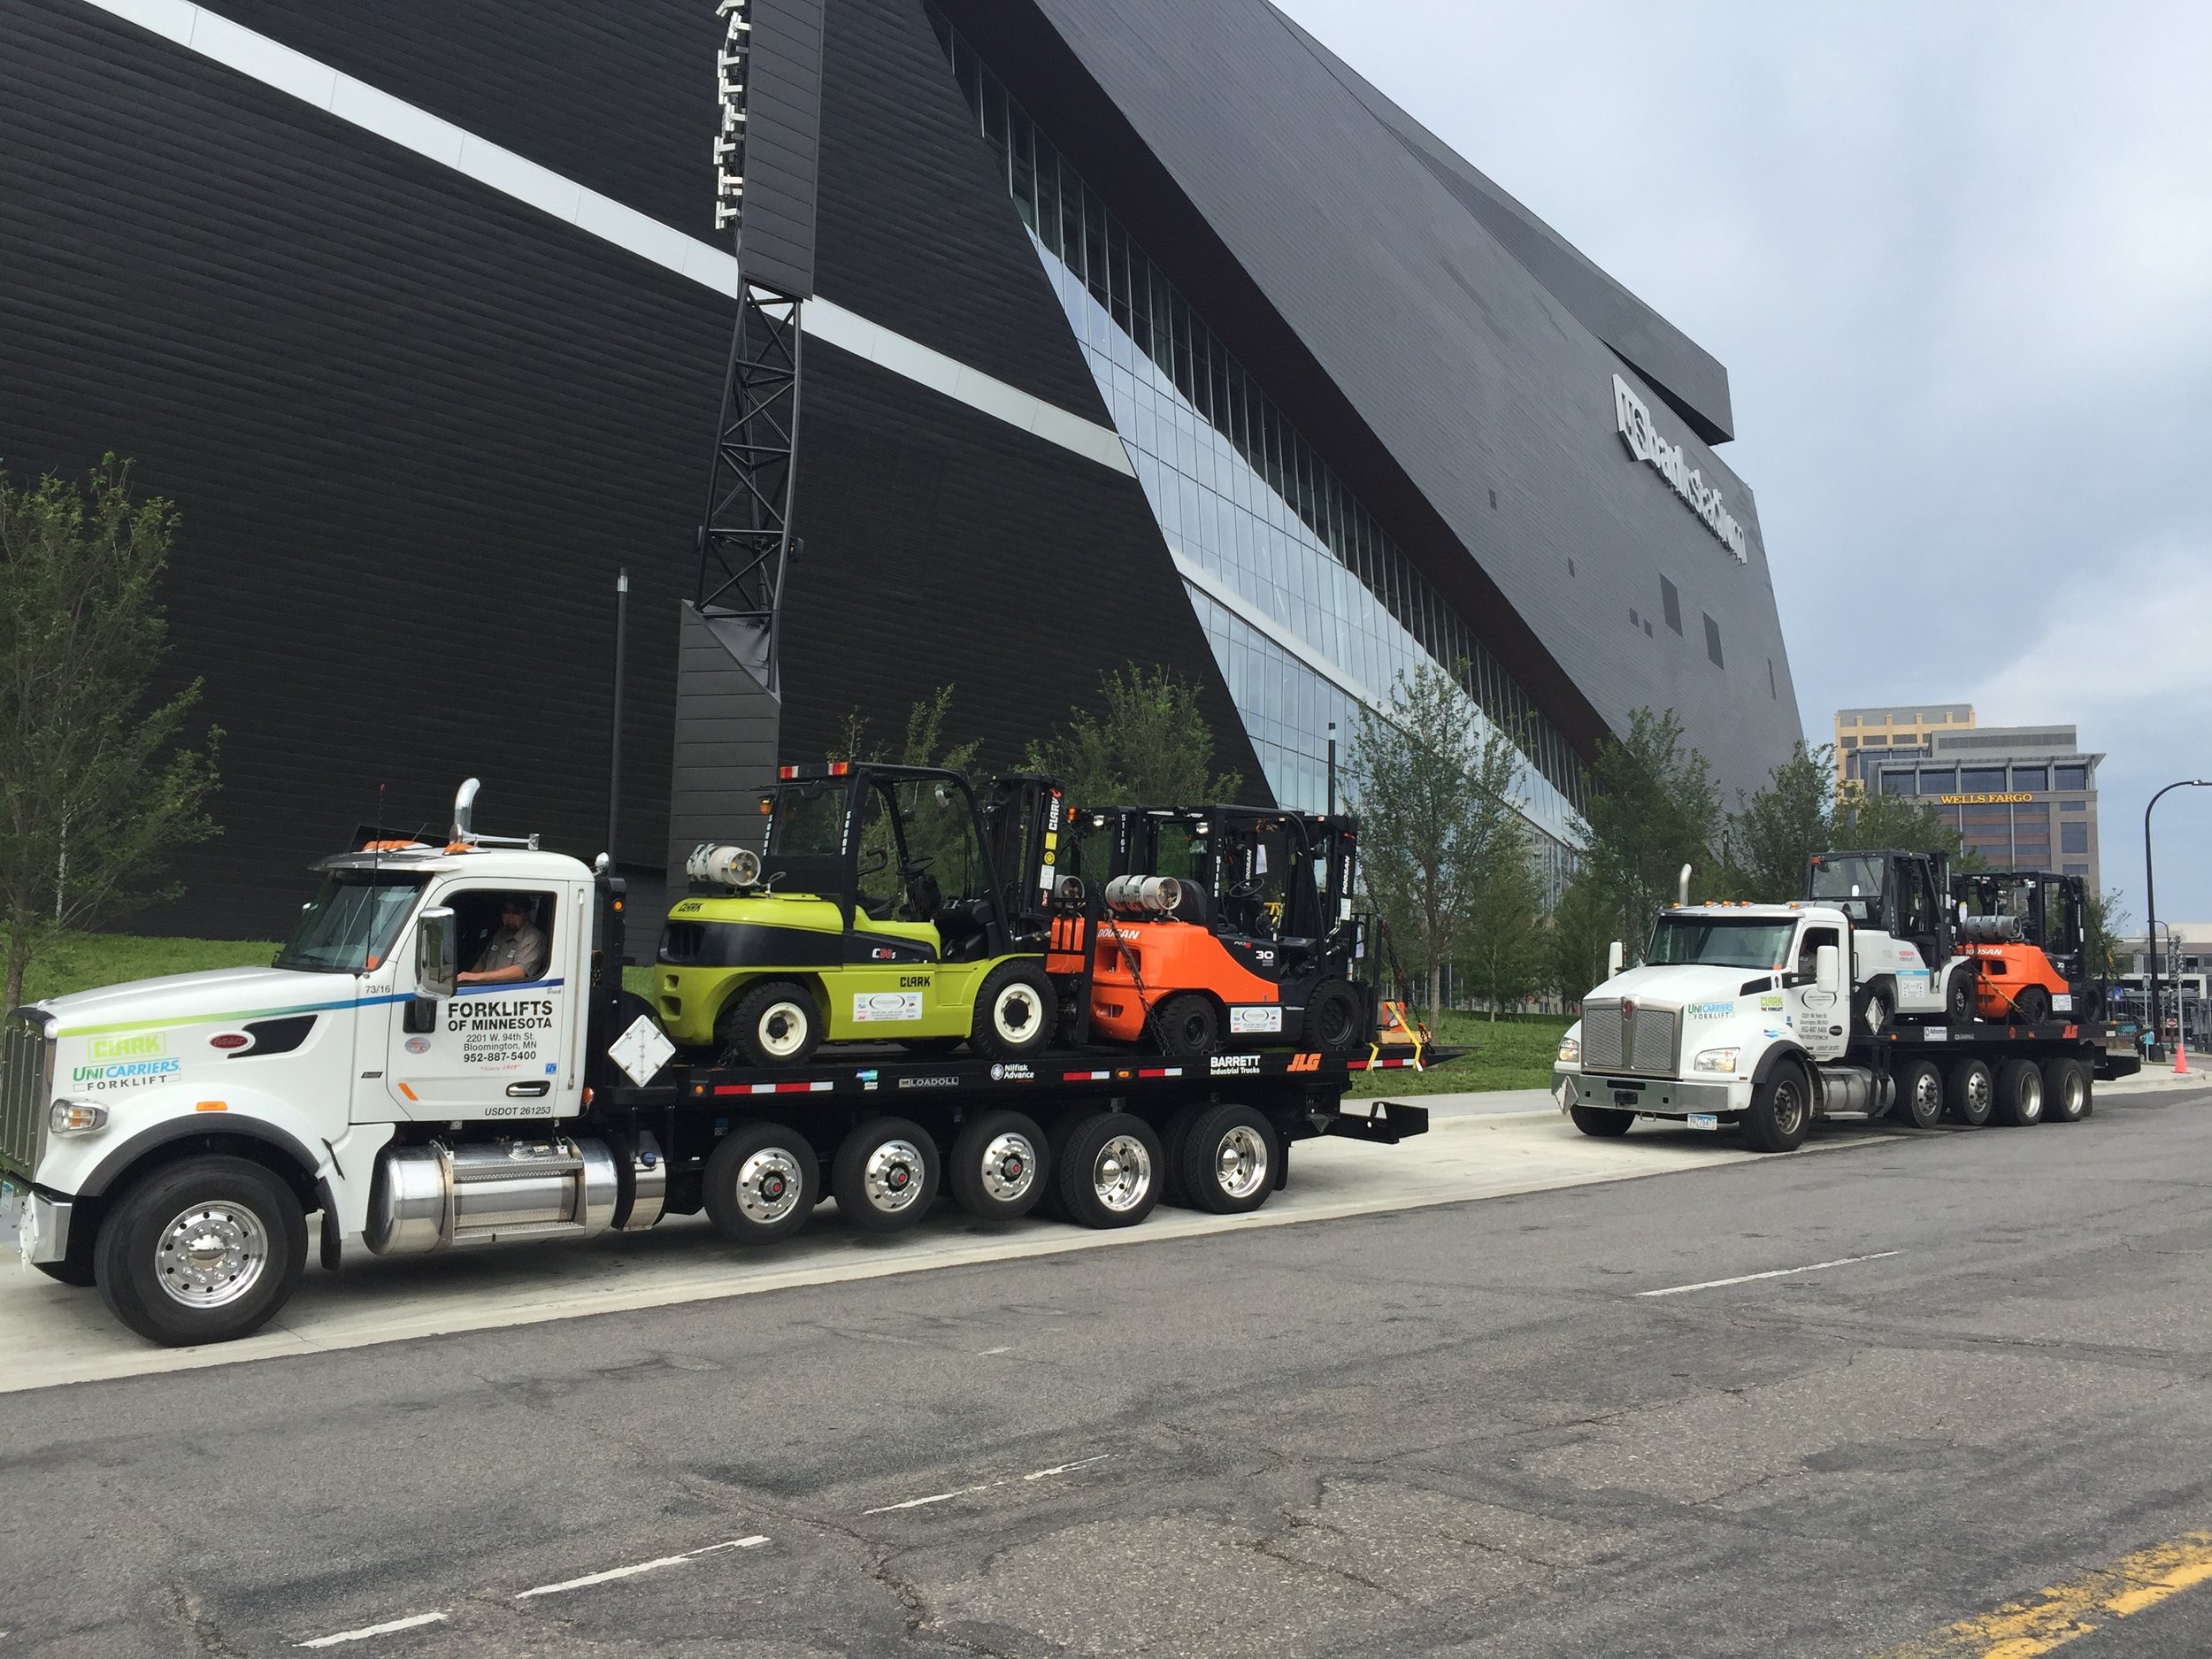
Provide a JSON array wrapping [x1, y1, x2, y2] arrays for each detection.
[[1, 1008, 56, 1180], [1581, 1001, 1680, 1077]]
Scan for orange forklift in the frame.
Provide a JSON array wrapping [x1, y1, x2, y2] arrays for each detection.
[[1045, 805, 1374, 1056], [1952, 869, 2107, 1024]]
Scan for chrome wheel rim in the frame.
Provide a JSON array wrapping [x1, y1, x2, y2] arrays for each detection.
[[757, 1001, 811, 1059], [864, 1139, 928, 1213], [1964, 1072, 1991, 1118], [155, 1202, 269, 1310], [979, 1132, 1038, 1202], [1913, 1074, 1942, 1125], [1773, 1080, 1807, 1136], [993, 985, 1041, 1043], [736, 1148, 803, 1225], [2018, 1075, 2043, 1121], [1213, 1126, 1269, 1200], [1092, 1134, 1151, 1212]]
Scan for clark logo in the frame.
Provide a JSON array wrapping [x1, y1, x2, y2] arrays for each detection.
[[88, 1033, 165, 1061]]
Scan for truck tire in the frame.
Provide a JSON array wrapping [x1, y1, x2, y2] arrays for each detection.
[[2042, 1058, 2090, 1124], [947, 1110, 1047, 1221], [1177, 1103, 1277, 1215], [722, 980, 821, 1067], [1304, 981, 1366, 1055], [1053, 1110, 1163, 1229], [1945, 967, 1977, 1027], [1993, 1057, 2045, 1126], [1893, 1057, 1947, 1130], [2012, 985, 2051, 1025], [1569, 1105, 1634, 1138], [1158, 1101, 1210, 1207], [832, 1117, 940, 1233], [1741, 1063, 1810, 1153], [94, 1156, 306, 1347], [1155, 994, 1219, 1058], [970, 962, 1056, 1062], [703, 1122, 818, 1243], [1946, 1057, 1994, 1126]]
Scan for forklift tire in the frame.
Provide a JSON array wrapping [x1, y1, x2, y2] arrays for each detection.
[[1053, 1111, 1163, 1230], [1304, 981, 1366, 1055], [1568, 1106, 1634, 1138], [1993, 1057, 2045, 1126], [722, 980, 821, 1067], [832, 1118, 940, 1233], [2078, 987, 2106, 1022], [2012, 985, 2051, 1025], [94, 1156, 307, 1347], [703, 1122, 818, 1243], [1944, 968, 1977, 1028], [947, 1111, 1048, 1221], [1740, 1064, 1810, 1153], [1155, 995, 1219, 1059], [1177, 1103, 1277, 1215], [1893, 1057, 1947, 1130], [2042, 1058, 2090, 1124], [1945, 1057, 1994, 1126], [970, 962, 1056, 1062]]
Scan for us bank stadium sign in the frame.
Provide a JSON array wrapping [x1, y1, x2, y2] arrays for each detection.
[[1612, 375, 1748, 563]]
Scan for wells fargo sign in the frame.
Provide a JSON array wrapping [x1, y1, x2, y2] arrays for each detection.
[[1938, 792, 2032, 805]]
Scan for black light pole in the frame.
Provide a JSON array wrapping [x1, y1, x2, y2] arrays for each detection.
[[1325, 720, 1339, 816], [607, 567, 629, 864], [2142, 777, 2210, 1059]]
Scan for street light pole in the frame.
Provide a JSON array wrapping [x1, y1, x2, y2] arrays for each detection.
[[2143, 778, 2211, 1060]]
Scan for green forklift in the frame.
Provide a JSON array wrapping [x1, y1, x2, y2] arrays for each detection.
[[656, 763, 1064, 1065]]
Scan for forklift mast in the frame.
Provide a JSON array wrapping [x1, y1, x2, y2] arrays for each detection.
[[1806, 849, 1955, 964]]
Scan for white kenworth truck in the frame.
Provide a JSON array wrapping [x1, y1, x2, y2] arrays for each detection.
[[1552, 879, 2135, 1152], [0, 785, 1432, 1347]]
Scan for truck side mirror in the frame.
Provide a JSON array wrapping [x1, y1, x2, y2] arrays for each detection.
[[416, 906, 457, 1000], [1816, 943, 1840, 994], [1607, 941, 1624, 979]]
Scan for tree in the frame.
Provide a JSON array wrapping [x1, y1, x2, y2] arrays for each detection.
[[1, 457, 221, 1010], [1582, 708, 1724, 956], [2085, 887, 2130, 981], [1545, 870, 1617, 1009], [1025, 664, 1240, 807], [1835, 781, 1981, 870], [830, 684, 981, 775], [1460, 847, 1546, 1020], [1724, 740, 1836, 902], [1348, 661, 1527, 1018]]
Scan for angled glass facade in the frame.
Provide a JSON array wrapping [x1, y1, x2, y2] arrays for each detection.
[[931, 8, 1586, 856]]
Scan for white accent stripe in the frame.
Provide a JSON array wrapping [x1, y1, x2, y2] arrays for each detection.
[[296, 1612, 448, 1648], [78, 0, 1133, 477], [1635, 1250, 1900, 1299], [1175, 552, 1391, 715]]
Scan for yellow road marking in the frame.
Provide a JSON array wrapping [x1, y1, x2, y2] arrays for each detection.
[[1874, 1531, 2212, 1657]]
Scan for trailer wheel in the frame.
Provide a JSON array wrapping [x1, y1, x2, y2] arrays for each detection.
[[1054, 1111, 1163, 1229], [722, 980, 821, 1067], [2012, 986, 2051, 1025], [1944, 967, 1977, 1027], [1945, 1057, 1994, 1126], [1893, 1057, 1947, 1130], [1305, 981, 1366, 1055], [1155, 994, 1219, 1058], [2042, 1058, 2089, 1124], [94, 1156, 306, 1347], [832, 1117, 940, 1233], [1158, 1102, 1210, 1206], [971, 962, 1056, 1062], [1178, 1103, 1277, 1215], [703, 1122, 818, 1243], [1568, 1106, 1634, 1138], [1741, 1064, 1809, 1153], [1993, 1057, 2045, 1126], [948, 1111, 1047, 1220]]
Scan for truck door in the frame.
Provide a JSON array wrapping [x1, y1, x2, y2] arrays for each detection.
[[1793, 923, 1848, 1061], [380, 880, 575, 1121]]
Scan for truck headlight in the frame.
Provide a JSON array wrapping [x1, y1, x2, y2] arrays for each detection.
[[1692, 1048, 1739, 1074], [50, 1099, 108, 1136], [1556, 1037, 1580, 1064]]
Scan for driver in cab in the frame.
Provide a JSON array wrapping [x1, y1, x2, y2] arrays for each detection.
[[457, 895, 549, 985]]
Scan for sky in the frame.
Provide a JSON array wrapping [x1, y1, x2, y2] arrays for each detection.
[[1272, 0, 2212, 926]]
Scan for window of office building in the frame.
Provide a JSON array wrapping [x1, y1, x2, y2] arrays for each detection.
[[1703, 614, 1724, 668], [1881, 771, 1916, 795], [1961, 766, 2007, 792], [1921, 767, 1956, 792], [934, 8, 1586, 843], [2062, 822, 2089, 855], [2013, 765, 2048, 791], [2055, 764, 2088, 791]]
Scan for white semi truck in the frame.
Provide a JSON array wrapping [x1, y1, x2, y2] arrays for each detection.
[[0, 784, 1431, 1347], [1551, 871, 2134, 1152]]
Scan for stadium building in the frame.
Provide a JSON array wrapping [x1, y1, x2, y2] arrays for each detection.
[[4, 0, 1801, 936]]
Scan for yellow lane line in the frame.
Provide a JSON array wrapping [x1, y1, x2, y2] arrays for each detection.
[[1873, 1531, 2212, 1657]]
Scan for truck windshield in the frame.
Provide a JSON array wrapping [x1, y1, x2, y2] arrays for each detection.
[[275, 871, 425, 972], [1647, 917, 1797, 971]]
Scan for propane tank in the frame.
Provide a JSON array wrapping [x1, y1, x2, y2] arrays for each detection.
[[364, 1137, 620, 1256], [1960, 913, 2023, 943], [687, 842, 762, 890], [1105, 874, 1185, 916]]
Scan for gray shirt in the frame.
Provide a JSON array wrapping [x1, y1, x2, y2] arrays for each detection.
[[473, 921, 549, 979]]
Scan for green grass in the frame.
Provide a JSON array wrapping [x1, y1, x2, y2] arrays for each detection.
[[19, 933, 284, 1003], [1347, 1009, 1573, 1096]]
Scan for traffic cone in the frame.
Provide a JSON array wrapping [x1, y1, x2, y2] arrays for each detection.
[[2176, 1033, 2191, 1076]]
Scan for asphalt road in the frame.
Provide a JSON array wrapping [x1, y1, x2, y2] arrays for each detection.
[[4, 1087, 2211, 1658]]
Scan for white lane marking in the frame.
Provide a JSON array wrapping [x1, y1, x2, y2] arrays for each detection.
[[1637, 1250, 1901, 1298], [514, 1535, 767, 1601], [977, 1346, 1014, 1356], [864, 1456, 1113, 1516], [296, 1611, 448, 1647]]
